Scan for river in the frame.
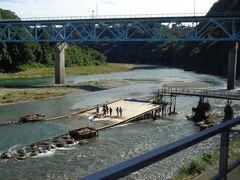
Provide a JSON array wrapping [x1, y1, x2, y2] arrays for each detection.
[[0, 65, 239, 179]]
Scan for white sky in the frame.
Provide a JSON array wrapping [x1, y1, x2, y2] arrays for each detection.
[[0, 0, 218, 18]]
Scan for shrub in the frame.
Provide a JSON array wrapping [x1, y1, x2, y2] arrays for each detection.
[[179, 158, 205, 176], [201, 152, 213, 164]]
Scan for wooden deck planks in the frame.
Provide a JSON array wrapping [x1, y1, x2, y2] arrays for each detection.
[[79, 99, 161, 125]]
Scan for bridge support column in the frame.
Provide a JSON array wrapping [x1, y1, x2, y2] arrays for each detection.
[[54, 42, 67, 84], [227, 42, 238, 90]]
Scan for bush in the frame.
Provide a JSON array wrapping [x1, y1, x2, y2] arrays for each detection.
[[65, 46, 106, 67], [179, 158, 205, 175], [201, 152, 213, 164], [18, 63, 47, 71]]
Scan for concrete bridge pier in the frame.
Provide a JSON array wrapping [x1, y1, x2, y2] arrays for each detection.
[[55, 42, 67, 84], [227, 42, 238, 90]]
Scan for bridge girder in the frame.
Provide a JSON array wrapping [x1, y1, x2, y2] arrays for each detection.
[[0, 16, 239, 42]]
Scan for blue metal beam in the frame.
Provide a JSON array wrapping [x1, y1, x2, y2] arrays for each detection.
[[0, 16, 239, 42]]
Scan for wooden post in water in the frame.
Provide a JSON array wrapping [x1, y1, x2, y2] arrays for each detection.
[[169, 95, 173, 115], [159, 108, 161, 118], [173, 96, 176, 114]]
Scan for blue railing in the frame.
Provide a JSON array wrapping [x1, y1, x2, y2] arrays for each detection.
[[1, 12, 240, 22], [82, 117, 240, 180]]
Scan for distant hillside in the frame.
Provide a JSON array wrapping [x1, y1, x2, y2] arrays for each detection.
[[0, 9, 106, 72]]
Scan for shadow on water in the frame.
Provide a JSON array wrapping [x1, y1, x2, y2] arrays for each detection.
[[130, 65, 162, 70], [78, 85, 106, 92]]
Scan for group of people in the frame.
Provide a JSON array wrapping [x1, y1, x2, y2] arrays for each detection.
[[96, 104, 123, 117]]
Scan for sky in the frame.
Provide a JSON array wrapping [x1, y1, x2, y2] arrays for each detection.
[[0, 0, 219, 18]]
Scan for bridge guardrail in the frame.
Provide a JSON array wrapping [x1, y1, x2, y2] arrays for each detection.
[[1, 12, 240, 22]]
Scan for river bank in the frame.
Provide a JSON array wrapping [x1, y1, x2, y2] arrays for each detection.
[[0, 63, 133, 79], [0, 80, 129, 105]]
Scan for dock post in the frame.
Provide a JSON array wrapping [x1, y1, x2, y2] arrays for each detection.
[[173, 96, 176, 114], [227, 42, 238, 90], [147, 113, 150, 119], [169, 95, 173, 115], [155, 110, 158, 119], [159, 108, 161, 118], [55, 42, 67, 84]]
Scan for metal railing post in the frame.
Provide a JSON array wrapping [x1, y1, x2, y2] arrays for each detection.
[[218, 129, 230, 180]]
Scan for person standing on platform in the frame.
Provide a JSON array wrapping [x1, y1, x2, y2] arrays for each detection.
[[103, 107, 106, 116], [102, 105, 106, 115], [96, 105, 99, 114], [109, 107, 112, 117], [116, 107, 119, 116], [119, 107, 122, 116]]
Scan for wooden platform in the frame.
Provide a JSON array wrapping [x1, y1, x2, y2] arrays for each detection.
[[79, 99, 162, 130]]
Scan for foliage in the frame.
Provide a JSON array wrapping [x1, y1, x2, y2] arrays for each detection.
[[0, 9, 106, 73], [201, 152, 214, 164], [0, 8, 19, 20], [65, 46, 106, 67], [179, 158, 205, 176], [173, 138, 240, 180], [172, 153, 212, 180]]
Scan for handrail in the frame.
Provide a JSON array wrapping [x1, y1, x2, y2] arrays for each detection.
[[82, 117, 240, 180], [1, 12, 240, 22], [159, 87, 240, 100]]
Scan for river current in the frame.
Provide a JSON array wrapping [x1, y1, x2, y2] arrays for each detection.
[[0, 65, 239, 179]]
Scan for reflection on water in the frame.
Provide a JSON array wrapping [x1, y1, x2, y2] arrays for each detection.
[[0, 65, 238, 179]]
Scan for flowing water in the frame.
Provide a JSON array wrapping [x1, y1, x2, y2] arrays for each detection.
[[0, 65, 240, 179]]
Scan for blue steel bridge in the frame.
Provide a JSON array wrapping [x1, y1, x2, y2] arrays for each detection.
[[0, 14, 240, 42], [0, 13, 239, 88]]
